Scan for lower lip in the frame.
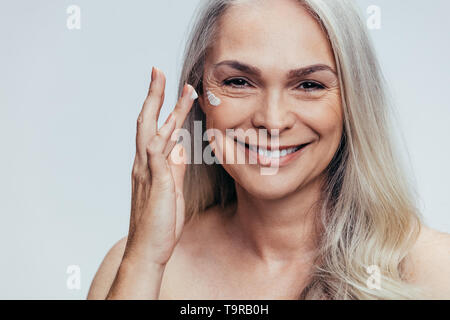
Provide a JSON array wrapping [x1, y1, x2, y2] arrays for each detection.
[[235, 140, 310, 168]]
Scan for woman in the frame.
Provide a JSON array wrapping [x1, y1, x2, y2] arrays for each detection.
[[88, 0, 450, 299]]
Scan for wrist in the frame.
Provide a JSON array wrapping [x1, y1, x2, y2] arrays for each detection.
[[120, 255, 166, 275], [106, 257, 166, 300]]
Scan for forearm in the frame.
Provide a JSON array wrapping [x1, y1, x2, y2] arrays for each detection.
[[106, 258, 165, 300]]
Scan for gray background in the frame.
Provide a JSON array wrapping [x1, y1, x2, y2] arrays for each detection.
[[0, 0, 448, 299]]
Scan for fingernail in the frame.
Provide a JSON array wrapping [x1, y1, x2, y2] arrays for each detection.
[[153, 67, 159, 81], [190, 87, 198, 100], [151, 66, 155, 81], [182, 84, 197, 100]]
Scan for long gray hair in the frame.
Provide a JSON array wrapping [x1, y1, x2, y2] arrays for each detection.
[[176, 0, 424, 299]]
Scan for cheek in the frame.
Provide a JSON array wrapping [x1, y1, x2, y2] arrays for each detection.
[[298, 94, 343, 164], [202, 72, 257, 124], [201, 95, 246, 157], [298, 92, 343, 139], [202, 94, 254, 131]]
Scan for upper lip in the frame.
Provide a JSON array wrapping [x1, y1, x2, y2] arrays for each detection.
[[233, 137, 310, 150]]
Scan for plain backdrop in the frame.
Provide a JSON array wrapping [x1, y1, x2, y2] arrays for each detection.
[[0, 0, 449, 299]]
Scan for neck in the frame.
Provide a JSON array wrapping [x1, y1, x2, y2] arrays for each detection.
[[227, 176, 324, 267]]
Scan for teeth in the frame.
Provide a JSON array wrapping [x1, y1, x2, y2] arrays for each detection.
[[287, 147, 297, 154], [257, 146, 300, 159], [237, 139, 303, 159]]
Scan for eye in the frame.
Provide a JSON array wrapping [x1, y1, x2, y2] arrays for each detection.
[[297, 81, 325, 91], [223, 78, 251, 88]]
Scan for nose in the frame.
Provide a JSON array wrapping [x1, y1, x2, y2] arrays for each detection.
[[251, 90, 296, 136]]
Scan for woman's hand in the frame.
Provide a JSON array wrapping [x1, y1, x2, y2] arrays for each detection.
[[106, 67, 197, 299], [125, 66, 196, 267]]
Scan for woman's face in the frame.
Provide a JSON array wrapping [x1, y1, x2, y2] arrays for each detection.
[[198, 0, 343, 200]]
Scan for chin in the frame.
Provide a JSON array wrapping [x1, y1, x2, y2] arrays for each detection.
[[237, 172, 303, 201]]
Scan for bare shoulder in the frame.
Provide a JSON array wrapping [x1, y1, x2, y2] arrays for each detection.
[[87, 206, 229, 300], [159, 205, 232, 299], [87, 236, 128, 300], [406, 224, 450, 299]]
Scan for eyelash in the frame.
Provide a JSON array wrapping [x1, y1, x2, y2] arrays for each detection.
[[222, 78, 326, 91]]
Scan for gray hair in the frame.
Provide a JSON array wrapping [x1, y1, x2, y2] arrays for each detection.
[[177, 0, 424, 299]]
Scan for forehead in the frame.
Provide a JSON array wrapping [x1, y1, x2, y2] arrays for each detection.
[[208, 0, 335, 69]]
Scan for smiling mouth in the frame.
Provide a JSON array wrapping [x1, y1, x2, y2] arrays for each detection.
[[234, 138, 311, 160]]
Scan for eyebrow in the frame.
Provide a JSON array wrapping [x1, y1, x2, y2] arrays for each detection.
[[212, 60, 337, 78]]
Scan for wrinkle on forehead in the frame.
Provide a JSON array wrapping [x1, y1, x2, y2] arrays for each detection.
[[208, 0, 335, 71]]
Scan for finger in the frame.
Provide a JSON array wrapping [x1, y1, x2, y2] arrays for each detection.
[[136, 67, 166, 164], [162, 84, 198, 157], [157, 112, 178, 149], [168, 144, 187, 194], [174, 188, 186, 240], [168, 144, 187, 240], [146, 113, 177, 185]]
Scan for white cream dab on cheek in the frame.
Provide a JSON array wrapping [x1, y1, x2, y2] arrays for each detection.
[[206, 90, 221, 106]]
